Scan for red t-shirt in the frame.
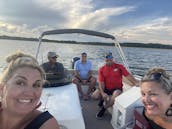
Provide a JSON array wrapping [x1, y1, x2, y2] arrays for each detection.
[[98, 62, 129, 90]]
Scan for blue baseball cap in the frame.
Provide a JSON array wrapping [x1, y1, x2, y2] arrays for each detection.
[[105, 52, 113, 59]]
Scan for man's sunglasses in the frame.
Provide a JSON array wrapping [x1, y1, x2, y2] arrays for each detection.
[[51, 56, 57, 59]]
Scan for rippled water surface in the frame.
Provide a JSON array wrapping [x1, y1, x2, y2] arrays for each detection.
[[0, 39, 172, 76]]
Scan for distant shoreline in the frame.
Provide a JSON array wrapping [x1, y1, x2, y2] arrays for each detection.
[[0, 35, 172, 49]]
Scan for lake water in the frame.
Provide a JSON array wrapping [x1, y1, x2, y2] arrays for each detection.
[[0, 39, 172, 76]]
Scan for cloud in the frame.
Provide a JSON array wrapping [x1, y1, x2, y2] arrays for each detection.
[[116, 17, 172, 44], [35, 0, 93, 26], [0, 0, 136, 38], [0, 0, 66, 27], [0, 0, 171, 44], [68, 6, 135, 29], [35, 0, 136, 29], [0, 21, 53, 37]]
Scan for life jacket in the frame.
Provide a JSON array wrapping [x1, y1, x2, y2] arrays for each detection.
[[133, 107, 151, 129], [133, 107, 165, 129], [0, 102, 2, 111]]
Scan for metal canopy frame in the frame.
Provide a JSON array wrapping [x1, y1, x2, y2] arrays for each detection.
[[40, 29, 115, 40], [36, 29, 130, 72]]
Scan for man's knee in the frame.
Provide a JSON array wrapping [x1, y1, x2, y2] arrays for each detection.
[[113, 89, 122, 96], [91, 76, 96, 82], [72, 78, 80, 84], [111, 90, 122, 101], [90, 76, 97, 85], [91, 89, 101, 99]]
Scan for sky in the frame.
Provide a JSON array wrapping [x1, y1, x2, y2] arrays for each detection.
[[0, 0, 172, 44]]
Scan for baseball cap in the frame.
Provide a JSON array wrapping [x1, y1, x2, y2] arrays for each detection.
[[105, 52, 113, 59], [81, 52, 87, 56], [47, 52, 59, 58]]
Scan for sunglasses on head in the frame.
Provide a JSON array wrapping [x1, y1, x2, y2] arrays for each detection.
[[143, 71, 172, 93], [148, 73, 163, 80], [143, 72, 169, 81]]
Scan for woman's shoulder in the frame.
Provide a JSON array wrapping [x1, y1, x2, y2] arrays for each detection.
[[39, 117, 59, 129], [25, 111, 59, 129]]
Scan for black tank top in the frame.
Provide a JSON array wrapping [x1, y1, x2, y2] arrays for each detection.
[[24, 111, 53, 129]]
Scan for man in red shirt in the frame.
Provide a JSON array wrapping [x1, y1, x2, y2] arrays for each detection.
[[92, 52, 138, 118]]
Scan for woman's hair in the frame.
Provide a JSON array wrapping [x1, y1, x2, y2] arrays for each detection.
[[141, 67, 172, 94], [0, 51, 45, 85]]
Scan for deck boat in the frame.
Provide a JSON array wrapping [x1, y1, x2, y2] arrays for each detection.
[[36, 29, 143, 129]]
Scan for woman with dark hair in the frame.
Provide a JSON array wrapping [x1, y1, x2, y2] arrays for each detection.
[[140, 67, 172, 129], [0, 51, 60, 129]]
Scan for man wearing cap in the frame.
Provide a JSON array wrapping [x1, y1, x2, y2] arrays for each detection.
[[72, 52, 97, 100], [92, 52, 138, 118], [41, 51, 65, 80]]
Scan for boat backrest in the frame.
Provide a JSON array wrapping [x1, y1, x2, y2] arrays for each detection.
[[71, 57, 80, 69]]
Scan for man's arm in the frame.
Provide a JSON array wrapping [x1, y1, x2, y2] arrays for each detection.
[[98, 82, 109, 100], [73, 60, 82, 81], [99, 82, 105, 95], [125, 74, 139, 86], [40, 63, 49, 73], [87, 70, 93, 79], [55, 63, 64, 74], [86, 61, 94, 80], [52, 63, 65, 79], [74, 70, 82, 81]]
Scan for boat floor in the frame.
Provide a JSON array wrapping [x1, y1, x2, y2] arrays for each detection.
[[80, 98, 113, 129]]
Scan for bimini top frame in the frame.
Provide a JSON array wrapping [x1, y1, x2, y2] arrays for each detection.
[[40, 29, 115, 40], [36, 29, 130, 71]]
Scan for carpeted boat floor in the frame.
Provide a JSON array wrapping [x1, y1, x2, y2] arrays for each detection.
[[80, 98, 114, 129]]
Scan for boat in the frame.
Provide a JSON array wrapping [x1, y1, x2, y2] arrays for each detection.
[[36, 29, 143, 129]]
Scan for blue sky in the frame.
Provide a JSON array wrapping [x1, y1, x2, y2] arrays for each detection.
[[0, 0, 172, 44]]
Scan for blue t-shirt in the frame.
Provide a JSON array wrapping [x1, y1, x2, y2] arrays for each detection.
[[74, 60, 92, 79]]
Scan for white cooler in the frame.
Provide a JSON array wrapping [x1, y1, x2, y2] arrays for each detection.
[[111, 86, 143, 129], [39, 84, 85, 129]]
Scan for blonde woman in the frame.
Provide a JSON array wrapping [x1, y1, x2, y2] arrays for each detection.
[[0, 51, 59, 129]]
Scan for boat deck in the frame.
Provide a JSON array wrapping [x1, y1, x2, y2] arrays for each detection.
[[80, 98, 113, 129]]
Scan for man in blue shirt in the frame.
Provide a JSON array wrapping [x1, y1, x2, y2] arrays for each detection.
[[73, 52, 96, 100]]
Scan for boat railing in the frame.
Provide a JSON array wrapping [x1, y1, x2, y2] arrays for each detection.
[[114, 41, 130, 72]]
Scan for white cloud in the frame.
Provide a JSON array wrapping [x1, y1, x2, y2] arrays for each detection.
[[35, 0, 135, 29], [67, 6, 135, 29], [0, 0, 136, 38], [35, 0, 93, 18], [0, 0, 171, 45], [0, 21, 51, 37], [115, 17, 172, 44]]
